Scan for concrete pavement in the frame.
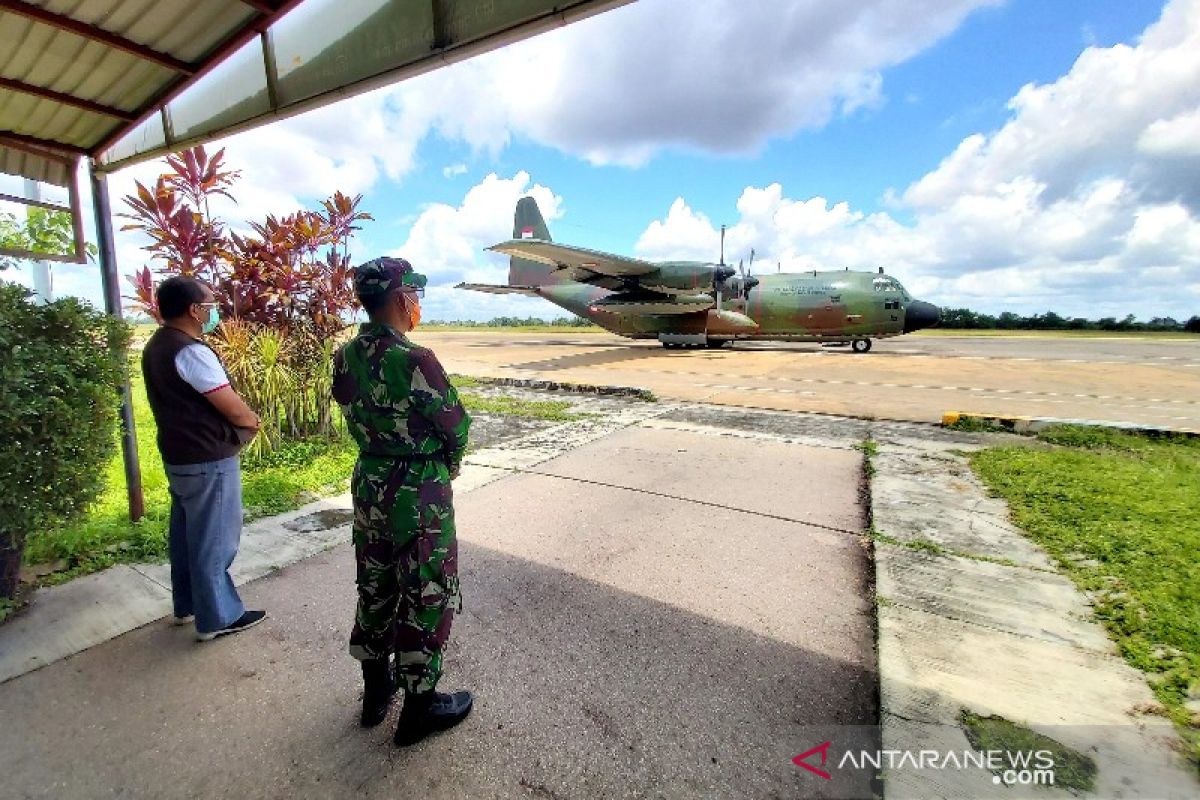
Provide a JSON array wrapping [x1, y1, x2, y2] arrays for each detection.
[[870, 435, 1198, 800], [0, 401, 877, 799]]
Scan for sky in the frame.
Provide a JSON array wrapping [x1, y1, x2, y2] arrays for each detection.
[[4, 0, 1198, 322]]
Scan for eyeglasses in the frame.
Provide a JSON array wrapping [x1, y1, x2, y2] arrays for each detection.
[[398, 287, 425, 299]]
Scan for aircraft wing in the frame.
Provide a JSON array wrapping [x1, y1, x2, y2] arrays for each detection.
[[455, 283, 541, 296], [487, 239, 657, 278]]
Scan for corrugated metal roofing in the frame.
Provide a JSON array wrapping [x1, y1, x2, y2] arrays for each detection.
[[1, 0, 265, 186], [1, 0, 634, 192], [0, 138, 70, 185]]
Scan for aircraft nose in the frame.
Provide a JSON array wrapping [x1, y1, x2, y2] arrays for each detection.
[[904, 300, 940, 333]]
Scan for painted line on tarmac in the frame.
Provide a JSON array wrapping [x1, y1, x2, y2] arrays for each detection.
[[695, 382, 1200, 423], [686, 374, 1199, 406], [806, 351, 1200, 368]]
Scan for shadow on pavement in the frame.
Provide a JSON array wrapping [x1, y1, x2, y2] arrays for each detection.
[[0, 540, 878, 800]]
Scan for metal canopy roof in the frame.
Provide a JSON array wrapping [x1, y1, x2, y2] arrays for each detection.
[[0, 0, 632, 189], [0, 0, 288, 185]]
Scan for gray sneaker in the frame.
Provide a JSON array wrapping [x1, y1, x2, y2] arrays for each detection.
[[196, 610, 266, 642]]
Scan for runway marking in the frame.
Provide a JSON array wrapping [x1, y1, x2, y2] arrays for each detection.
[[693, 381, 1199, 418], [685, 375, 1200, 406], [797, 350, 1199, 367]]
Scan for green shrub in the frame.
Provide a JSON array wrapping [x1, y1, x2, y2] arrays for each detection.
[[0, 284, 130, 600]]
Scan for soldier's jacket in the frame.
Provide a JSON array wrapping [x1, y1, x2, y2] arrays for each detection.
[[332, 322, 470, 467], [333, 321, 467, 680]]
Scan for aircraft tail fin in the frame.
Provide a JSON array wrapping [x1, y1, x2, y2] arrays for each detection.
[[509, 196, 561, 286]]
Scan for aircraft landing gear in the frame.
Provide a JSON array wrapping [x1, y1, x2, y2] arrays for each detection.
[[852, 338, 873, 353], [706, 339, 730, 349]]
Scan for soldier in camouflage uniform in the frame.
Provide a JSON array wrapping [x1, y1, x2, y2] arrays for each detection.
[[332, 257, 473, 746]]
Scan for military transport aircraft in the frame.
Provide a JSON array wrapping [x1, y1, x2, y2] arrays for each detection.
[[457, 197, 939, 351]]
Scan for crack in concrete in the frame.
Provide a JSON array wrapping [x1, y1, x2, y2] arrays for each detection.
[[462, 462, 864, 539]]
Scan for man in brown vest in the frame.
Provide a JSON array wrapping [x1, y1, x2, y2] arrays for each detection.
[[141, 276, 266, 640]]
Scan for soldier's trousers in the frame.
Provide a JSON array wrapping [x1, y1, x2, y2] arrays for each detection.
[[348, 455, 460, 695]]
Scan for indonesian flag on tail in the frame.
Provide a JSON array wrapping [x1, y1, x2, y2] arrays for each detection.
[[520, 227, 535, 239]]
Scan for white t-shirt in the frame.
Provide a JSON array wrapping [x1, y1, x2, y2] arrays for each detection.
[[174, 343, 230, 395]]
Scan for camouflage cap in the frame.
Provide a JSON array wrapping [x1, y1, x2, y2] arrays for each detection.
[[353, 257, 428, 298]]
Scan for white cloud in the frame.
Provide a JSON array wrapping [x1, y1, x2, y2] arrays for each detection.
[[633, 0, 1200, 320], [108, 88, 415, 232], [1138, 107, 1200, 157], [442, 163, 469, 179], [440, 0, 1001, 166], [905, 0, 1200, 212], [390, 172, 565, 320]]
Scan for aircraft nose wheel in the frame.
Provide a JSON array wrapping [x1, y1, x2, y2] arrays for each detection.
[[852, 338, 873, 353]]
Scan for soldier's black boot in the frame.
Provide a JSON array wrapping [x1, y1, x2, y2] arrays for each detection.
[[393, 689, 474, 746], [360, 657, 397, 728]]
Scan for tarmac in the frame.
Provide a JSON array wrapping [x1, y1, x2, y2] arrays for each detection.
[[414, 331, 1200, 431], [2, 367, 1198, 797]]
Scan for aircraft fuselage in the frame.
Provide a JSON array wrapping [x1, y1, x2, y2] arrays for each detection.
[[534, 267, 935, 343]]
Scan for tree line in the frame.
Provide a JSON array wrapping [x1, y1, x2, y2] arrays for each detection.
[[424, 316, 597, 327], [938, 308, 1200, 333]]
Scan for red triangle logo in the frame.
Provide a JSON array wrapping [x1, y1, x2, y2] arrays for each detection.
[[792, 741, 833, 780]]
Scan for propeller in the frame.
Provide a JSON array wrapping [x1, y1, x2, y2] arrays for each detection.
[[713, 224, 735, 311], [740, 249, 760, 299]]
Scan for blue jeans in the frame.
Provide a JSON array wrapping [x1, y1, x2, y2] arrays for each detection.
[[164, 456, 245, 633]]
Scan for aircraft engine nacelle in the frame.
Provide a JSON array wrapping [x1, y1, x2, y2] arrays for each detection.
[[642, 262, 733, 294], [707, 309, 758, 335]]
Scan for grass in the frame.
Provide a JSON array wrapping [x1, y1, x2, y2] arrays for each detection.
[[960, 710, 1097, 791], [20, 370, 585, 588], [23, 371, 358, 586], [969, 426, 1200, 762], [945, 416, 1009, 434], [857, 438, 878, 478], [460, 393, 581, 421], [915, 328, 1197, 339]]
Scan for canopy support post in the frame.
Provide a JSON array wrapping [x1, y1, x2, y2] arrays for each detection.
[[90, 160, 145, 522]]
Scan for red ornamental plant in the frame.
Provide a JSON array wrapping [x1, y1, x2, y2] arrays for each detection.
[[122, 147, 238, 318], [121, 146, 372, 441], [122, 146, 369, 334], [225, 193, 364, 339]]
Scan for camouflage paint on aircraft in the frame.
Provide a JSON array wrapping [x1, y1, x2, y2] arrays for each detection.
[[458, 197, 939, 351]]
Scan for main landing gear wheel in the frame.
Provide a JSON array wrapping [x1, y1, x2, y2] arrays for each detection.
[[852, 338, 873, 353]]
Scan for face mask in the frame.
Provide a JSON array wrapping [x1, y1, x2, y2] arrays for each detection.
[[201, 305, 220, 335], [400, 292, 421, 330]]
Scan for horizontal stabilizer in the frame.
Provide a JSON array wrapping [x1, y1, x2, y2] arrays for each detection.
[[455, 283, 541, 296], [488, 239, 657, 278]]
